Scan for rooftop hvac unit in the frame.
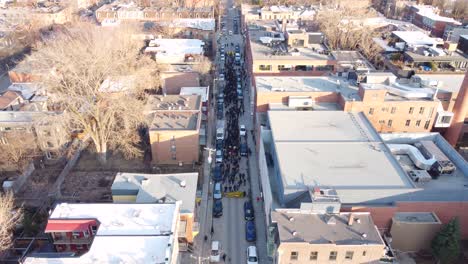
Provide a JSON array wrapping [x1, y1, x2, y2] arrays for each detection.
[[407, 170, 432, 183]]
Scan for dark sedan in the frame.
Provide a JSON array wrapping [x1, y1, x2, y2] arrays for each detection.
[[244, 201, 254, 220], [213, 199, 223, 217], [245, 220, 256, 242]]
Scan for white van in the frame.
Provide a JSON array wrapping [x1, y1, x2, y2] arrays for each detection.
[[247, 246, 258, 264], [210, 241, 221, 262]]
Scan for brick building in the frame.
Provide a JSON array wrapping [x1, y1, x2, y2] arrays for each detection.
[[271, 210, 387, 264], [245, 20, 336, 77], [253, 73, 462, 134], [95, 2, 213, 23], [258, 110, 468, 247], [145, 95, 202, 165], [407, 4, 461, 38]]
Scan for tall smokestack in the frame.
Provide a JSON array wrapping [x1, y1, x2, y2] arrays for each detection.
[[445, 71, 468, 146]]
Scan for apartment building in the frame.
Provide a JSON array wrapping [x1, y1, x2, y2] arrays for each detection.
[[0, 111, 68, 161], [0, 1, 72, 27], [407, 4, 461, 38], [24, 203, 180, 263], [111, 172, 199, 248], [95, 2, 213, 23], [145, 95, 202, 165], [259, 5, 315, 21], [254, 73, 462, 134], [271, 209, 386, 264], [245, 20, 336, 77]]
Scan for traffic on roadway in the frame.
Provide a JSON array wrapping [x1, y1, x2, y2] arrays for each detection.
[[204, 0, 269, 263]]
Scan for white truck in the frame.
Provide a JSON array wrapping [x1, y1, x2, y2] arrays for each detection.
[[216, 120, 225, 140]]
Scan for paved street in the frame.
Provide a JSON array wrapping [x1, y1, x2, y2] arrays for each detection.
[[200, 0, 270, 263]]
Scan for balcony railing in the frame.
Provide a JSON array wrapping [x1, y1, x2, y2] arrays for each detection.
[[53, 237, 93, 245]]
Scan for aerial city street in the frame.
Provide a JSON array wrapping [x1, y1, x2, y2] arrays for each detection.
[[0, 0, 467, 263]]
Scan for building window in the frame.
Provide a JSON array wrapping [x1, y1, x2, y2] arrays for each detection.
[[416, 120, 421, 127], [362, 251, 367, 256], [316, 65, 334, 71], [429, 107, 434, 117], [379, 120, 385, 124], [441, 116, 452, 124], [390, 107, 396, 114], [290, 251, 299, 260], [381, 107, 388, 112], [310, 251, 318, 260], [345, 251, 354, 260], [259, 65, 272, 71], [405, 120, 411, 126], [388, 120, 392, 127], [419, 107, 425, 114], [76, 244, 84, 250], [409, 107, 414, 114], [91, 226, 98, 235], [329, 251, 337, 261], [83, 230, 89, 238], [424, 120, 431, 129], [368, 108, 374, 115], [72, 232, 81, 238]]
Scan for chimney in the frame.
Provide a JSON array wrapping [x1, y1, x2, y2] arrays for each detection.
[[348, 214, 354, 226], [445, 71, 468, 145]]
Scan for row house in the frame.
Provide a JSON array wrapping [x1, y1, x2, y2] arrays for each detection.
[[96, 5, 213, 23]]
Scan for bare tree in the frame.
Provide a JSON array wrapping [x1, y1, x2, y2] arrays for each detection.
[[30, 23, 160, 164], [0, 131, 39, 173], [452, 0, 468, 20], [0, 192, 22, 252], [193, 56, 213, 86], [315, 9, 382, 65]]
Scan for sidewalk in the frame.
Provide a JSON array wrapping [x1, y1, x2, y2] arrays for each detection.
[[242, 75, 271, 263]]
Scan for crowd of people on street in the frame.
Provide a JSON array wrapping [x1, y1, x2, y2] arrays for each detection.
[[218, 47, 249, 195]]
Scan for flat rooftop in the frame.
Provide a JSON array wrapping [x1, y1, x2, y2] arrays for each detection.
[[180, 87, 209, 103], [148, 112, 199, 130], [147, 39, 204, 55], [49, 203, 178, 236], [0, 111, 56, 124], [255, 76, 340, 93], [248, 27, 332, 61], [392, 30, 439, 46], [146, 95, 201, 111], [267, 111, 413, 203], [406, 49, 468, 62], [255, 76, 360, 100], [414, 74, 466, 93], [393, 212, 440, 223], [112, 172, 198, 213], [331, 50, 375, 70], [272, 210, 384, 245]]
